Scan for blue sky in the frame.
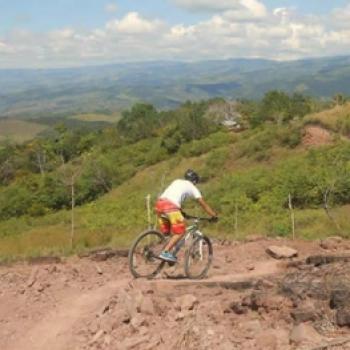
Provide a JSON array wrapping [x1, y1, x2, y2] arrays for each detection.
[[0, 0, 205, 33], [0, 0, 348, 34], [0, 0, 350, 68]]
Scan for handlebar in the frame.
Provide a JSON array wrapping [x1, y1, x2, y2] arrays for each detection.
[[181, 211, 218, 223]]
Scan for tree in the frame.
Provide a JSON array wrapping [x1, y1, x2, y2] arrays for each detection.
[[290, 93, 312, 118], [0, 143, 16, 185], [117, 104, 160, 141], [259, 90, 291, 125], [333, 93, 347, 106]]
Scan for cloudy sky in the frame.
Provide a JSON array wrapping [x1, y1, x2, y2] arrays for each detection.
[[1, 0, 350, 68]]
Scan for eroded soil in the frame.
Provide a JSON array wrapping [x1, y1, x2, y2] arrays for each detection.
[[1, 237, 350, 350]]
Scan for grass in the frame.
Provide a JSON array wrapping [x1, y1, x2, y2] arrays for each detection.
[[69, 113, 121, 123], [304, 102, 350, 132], [1, 146, 350, 261], [0, 119, 48, 143]]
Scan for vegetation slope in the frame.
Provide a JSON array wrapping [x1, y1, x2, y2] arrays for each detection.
[[1, 92, 350, 261]]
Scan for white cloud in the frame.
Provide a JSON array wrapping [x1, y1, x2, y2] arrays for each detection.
[[105, 3, 118, 14], [172, 0, 237, 12], [49, 28, 75, 40], [0, 41, 12, 53], [106, 12, 161, 34], [2, 4, 350, 68], [173, 0, 267, 19], [331, 4, 350, 28]]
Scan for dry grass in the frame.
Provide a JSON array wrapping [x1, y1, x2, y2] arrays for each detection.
[[0, 119, 48, 143], [70, 113, 121, 123], [304, 103, 350, 132]]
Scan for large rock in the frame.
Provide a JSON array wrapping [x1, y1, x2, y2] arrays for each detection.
[[255, 330, 278, 350], [239, 320, 262, 339], [289, 323, 322, 345], [242, 292, 291, 313], [281, 273, 330, 301], [320, 236, 343, 250], [119, 290, 144, 318], [336, 308, 350, 327], [330, 289, 350, 309], [291, 306, 318, 323], [266, 246, 298, 259]]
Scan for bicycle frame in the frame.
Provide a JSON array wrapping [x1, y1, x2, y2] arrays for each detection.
[[172, 219, 204, 257]]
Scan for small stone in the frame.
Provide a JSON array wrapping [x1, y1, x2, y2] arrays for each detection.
[[228, 301, 247, 315], [37, 283, 49, 292], [104, 334, 112, 345], [140, 296, 155, 315], [27, 268, 38, 287], [139, 326, 149, 335], [246, 264, 255, 271], [207, 329, 215, 336], [175, 312, 185, 321], [177, 294, 198, 311], [120, 336, 149, 350], [89, 329, 104, 344], [95, 264, 103, 275], [255, 279, 275, 290], [225, 256, 233, 263], [131, 314, 147, 328]]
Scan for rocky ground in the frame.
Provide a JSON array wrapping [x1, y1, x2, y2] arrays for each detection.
[[2, 236, 350, 350]]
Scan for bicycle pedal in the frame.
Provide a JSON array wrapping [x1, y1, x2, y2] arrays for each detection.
[[167, 261, 176, 267]]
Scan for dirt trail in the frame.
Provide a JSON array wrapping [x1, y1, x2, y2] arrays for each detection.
[[7, 280, 128, 350], [2, 237, 350, 350]]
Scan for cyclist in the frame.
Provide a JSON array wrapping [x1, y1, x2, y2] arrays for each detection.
[[155, 169, 218, 263]]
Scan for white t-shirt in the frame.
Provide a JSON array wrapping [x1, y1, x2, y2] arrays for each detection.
[[160, 179, 202, 208]]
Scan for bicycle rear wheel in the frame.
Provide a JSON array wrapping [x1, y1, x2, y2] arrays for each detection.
[[128, 230, 166, 278], [184, 235, 213, 279]]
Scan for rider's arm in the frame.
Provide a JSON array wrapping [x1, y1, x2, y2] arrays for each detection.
[[197, 198, 217, 217]]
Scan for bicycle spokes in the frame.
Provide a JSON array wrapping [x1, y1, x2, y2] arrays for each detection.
[[129, 230, 166, 278], [185, 236, 213, 279]]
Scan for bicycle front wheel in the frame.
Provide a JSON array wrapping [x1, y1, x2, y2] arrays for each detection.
[[184, 235, 213, 279], [128, 230, 166, 278]]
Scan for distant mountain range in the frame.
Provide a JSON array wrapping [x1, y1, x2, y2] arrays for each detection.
[[1, 55, 350, 117]]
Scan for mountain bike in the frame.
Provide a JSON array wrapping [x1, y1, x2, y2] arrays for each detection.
[[128, 213, 214, 279]]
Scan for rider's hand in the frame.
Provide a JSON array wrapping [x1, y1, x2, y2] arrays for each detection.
[[209, 216, 218, 223]]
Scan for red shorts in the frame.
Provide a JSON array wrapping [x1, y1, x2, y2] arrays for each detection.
[[155, 199, 186, 235]]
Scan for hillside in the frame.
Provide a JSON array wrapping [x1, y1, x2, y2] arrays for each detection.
[[0, 119, 48, 142], [1, 55, 350, 117], [1, 97, 350, 261], [0, 113, 121, 144]]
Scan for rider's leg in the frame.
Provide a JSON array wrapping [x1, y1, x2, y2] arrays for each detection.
[[163, 232, 184, 252], [158, 215, 170, 235], [159, 211, 185, 262]]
